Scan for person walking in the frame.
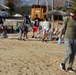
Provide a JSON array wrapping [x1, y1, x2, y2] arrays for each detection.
[[18, 15, 31, 41], [23, 15, 31, 41], [59, 10, 76, 72], [42, 18, 51, 42], [32, 14, 40, 38]]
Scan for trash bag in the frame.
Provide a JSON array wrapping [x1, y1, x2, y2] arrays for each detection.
[[58, 38, 62, 45]]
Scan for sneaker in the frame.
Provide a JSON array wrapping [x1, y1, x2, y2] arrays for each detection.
[[32, 36, 34, 38], [26, 38, 28, 41], [60, 63, 66, 71], [44, 40, 48, 43], [67, 67, 75, 73], [35, 37, 37, 38], [23, 39, 25, 41], [42, 39, 44, 42], [18, 38, 22, 40]]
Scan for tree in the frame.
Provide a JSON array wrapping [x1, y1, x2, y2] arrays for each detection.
[[70, 0, 76, 10], [4, 0, 15, 4], [15, 5, 31, 16], [4, 0, 22, 6], [4, 0, 22, 15]]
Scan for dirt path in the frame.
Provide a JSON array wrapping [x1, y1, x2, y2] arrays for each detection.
[[0, 33, 76, 75]]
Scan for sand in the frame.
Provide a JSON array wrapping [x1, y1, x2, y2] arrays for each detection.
[[0, 32, 76, 75]]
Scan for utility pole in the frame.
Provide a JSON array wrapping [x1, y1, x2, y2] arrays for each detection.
[[46, 0, 48, 12], [51, 0, 54, 11], [51, 0, 54, 20], [51, 0, 54, 32], [36, 0, 39, 5], [45, 0, 48, 18]]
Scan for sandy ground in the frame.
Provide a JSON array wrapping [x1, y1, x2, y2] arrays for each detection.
[[0, 32, 76, 75]]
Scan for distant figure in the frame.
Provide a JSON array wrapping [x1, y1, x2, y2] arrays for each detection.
[[0, 16, 4, 32], [0, 16, 7, 38], [18, 15, 31, 41], [42, 18, 51, 42], [23, 15, 32, 31], [32, 14, 40, 38]]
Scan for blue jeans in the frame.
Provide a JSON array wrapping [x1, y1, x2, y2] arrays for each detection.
[[63, 38, 76, 67]]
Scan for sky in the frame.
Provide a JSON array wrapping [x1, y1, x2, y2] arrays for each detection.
[[21, 0, 66, 6], [0, 0, 67, 7], [21, 0, 51, 5], [0, 0, 51, 6], [0, 0, 3, 4]]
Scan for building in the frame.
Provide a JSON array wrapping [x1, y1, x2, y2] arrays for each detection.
[[0, 4, 10, 17]]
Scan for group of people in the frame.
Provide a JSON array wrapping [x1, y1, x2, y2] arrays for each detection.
[[16, 14, 52, 42], [0, 14, 52, 42], [0, 10, 76, 73]]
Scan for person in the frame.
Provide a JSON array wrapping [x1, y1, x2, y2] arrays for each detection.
[[42, 18, 51, 42], [0, 16, 4, 32], [32, 14, 40, 38], [0, 16, 7, 38], [23, 15, 32, 40], [17, 22, 24, 40], [59, 10, 76, 72], [18, 15, 31, 41], [23, 15, 32, 31]]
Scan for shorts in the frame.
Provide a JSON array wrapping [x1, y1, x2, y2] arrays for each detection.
[[32, 26, 38, 32], [22, 26, 28, 34], [43, 28, 49, 32]]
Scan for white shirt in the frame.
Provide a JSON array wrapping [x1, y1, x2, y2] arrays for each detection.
[[42, 21, 50, 30]]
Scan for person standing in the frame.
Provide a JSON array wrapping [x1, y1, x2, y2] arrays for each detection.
[[0, 16, 7, 38], [18, 15, 31, 41], [23, 15, 31, 41], [42, 18, 51, 42], [0, 16, 4, 32], [59, 10, 76, 72], [32, 14, 40, 38]]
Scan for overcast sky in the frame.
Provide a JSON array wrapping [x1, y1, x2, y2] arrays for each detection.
[[21, 0, 51, 5]]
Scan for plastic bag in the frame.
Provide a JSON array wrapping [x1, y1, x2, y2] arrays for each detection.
[[58, 38, 62, 45]]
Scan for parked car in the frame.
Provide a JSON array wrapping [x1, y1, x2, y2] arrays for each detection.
[[13, 14, 22, 17], [0, 9, 9, 17]]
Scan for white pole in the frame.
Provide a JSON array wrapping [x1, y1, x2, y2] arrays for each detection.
[[46, 0, 48, 12], [51, 0, 54, 11], [36, 0, 39, 5], [51, 0, 54, 20], [51, 0, 54, 31]]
